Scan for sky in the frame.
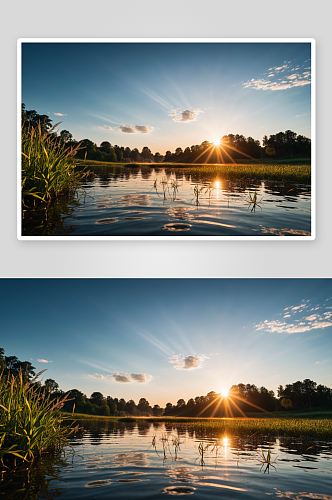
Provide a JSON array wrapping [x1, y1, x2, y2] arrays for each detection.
[[1, 279, 331, 407], [21, 42, 312, 155]]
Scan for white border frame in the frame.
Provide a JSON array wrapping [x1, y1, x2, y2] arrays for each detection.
[[17, 38, 316, 241]]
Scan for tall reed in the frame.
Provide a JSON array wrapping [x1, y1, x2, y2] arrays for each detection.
[[0, 369, 73, 470], [21, 122, 83, 208]]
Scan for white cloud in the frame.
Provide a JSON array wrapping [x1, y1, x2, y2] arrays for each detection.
[[243, 79, 310, 91], [169, 108, 203, 122], [118, 125, 135, 134], [274, 64, 289, 72], [305, 314, 317, 321], [37, 359, 52, 363], [243, 62, 310, 91], [88, 372, 152, 383], [130, 373, 152, 383], [89, 373, 106, 379], [111, 373, 131, 383], [255, 299, 332, 335], [170, 354, 208, 370], [54, 112, 67, 116], [98, 125, 113, 130], [134, 125, 154, 133], [310, 321, 332, 330], [117, 124, 154, 134]]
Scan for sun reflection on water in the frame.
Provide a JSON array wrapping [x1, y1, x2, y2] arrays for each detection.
[[222, 437, 229, 458]]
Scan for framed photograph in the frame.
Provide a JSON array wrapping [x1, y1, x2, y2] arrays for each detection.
[[18, 38, 315, 239], [1, 277, 332, 497]]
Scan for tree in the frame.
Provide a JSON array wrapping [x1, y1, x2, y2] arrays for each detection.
[[154, 152, 163, 163], [106, 148, 117, 162], [100, 141, 112, 153], [90, 391, 105, 406], [114, 145, 123, 162], [44, 378, 59, 393], [138, 398, 151, 414], [129, 148, 141, 162], [206, 391, 217, 401], [0, 348, 5, 371], [124, 399, 136, 414], [176, 399, 186, 408], [60, 130, 73, 143], [107, 397, 117, 415], [3, 354, 35, 382], [164, 402, 174, 416], [141, 147, 153, 160], [164, 151, 172, 162], [152, 404, 163, 416], [117, 398, 126, 412], [99, 402, 111, 416], [22, 104, 53, 134], [285, 130, 297, 157], [303, 379, 317, 409]]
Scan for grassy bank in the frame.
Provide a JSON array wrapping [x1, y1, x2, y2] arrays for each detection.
[[62, 412, 332, 440], [22, 123, 84, 209], [0, 371, 74, 470], [188, 418, 332, 440], [77, 160, 311, 183]]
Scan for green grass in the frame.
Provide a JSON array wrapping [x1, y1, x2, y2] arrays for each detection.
[[162, 163, 311, 182], [61, 413, 332, 439], [0, 371, 74, 470], [189, 419, 332, 440], [246, 410, 332, 419], [77, 159, 311, 183], [22, 123, 84, 208]]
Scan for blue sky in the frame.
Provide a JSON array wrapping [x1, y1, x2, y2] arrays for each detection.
[[21, 42, 311, 155], [1, 279, 330, 406]]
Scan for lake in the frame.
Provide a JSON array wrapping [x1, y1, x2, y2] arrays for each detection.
[[2, 420, 331, 499], [21, 166, 311, 237]]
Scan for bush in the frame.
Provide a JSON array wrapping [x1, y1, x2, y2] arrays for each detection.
[[21, 122, 83, 208], [0, 369, 73, 470]]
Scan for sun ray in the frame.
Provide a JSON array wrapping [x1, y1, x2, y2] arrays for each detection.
[[195, 394, 221, 417], [224, 395, 234, 418], [219, 144, 236, 164], [204, 145, 218, 164], [229, 393, 275, 416], [193, 143, 214, 163], [210, 395, 223, 418], [220, 142, 261, 163], [226, 396, 248, 418]]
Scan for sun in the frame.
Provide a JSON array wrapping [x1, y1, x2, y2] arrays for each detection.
[[212, 138, 220, 146], [221, 388, 229, 398]]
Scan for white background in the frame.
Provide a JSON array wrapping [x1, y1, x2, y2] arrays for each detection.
[[1, 0, 331, 278]]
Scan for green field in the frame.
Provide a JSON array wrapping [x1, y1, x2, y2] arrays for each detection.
[[62, 411, 332, 440], [76, 159, 311, 183]]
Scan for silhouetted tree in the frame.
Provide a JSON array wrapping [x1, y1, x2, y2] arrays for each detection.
[[44, 378, 59, 393], [60, 130, 73, 143], [90, 391, 105, 406]]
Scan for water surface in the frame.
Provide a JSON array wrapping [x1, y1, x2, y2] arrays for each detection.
[[22, 167, 311, 237], [2, 420, 331, 499]]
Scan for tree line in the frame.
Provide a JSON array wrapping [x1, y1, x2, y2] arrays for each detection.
[[1, 348, 331, 417], [22, 104, 310, 164]]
